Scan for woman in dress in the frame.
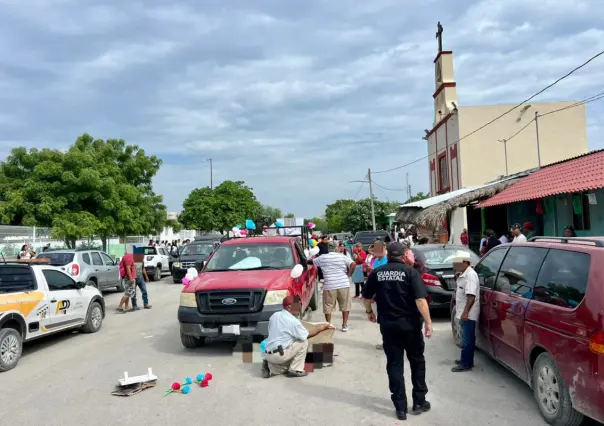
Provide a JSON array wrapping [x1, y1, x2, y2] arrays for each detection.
[[352, 243, 367, 299]]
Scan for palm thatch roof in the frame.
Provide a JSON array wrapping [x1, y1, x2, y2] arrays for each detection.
[[396, 177, 524, 228]]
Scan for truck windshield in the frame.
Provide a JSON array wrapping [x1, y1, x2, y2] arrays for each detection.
[[205, 243, 295, 272], [180, 244, 214, 256]]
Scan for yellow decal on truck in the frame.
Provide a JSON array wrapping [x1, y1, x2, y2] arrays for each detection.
[[0, 292, 45, 316]]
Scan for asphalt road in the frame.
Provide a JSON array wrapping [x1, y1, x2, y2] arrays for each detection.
[[1, 276, 600, 426]]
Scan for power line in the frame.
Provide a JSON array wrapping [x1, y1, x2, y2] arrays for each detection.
[[372, 50, 604, 175], [372, 180, 408, 192], [540, 92, 604, 117], [352, 180, 365, 200]]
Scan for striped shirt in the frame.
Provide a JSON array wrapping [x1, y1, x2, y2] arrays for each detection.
[[313, 252, 353, 291]]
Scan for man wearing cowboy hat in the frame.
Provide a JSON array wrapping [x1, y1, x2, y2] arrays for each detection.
[[451, 251, 480, 372]]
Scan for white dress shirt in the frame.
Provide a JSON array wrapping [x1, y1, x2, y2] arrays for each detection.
[[265, 309, 309, 352], [455, 266, 480, 321]]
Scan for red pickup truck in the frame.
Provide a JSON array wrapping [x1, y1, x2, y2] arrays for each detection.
[[178, 236, 319, 347]]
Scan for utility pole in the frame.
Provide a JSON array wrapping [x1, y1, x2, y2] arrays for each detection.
[[406, 172, 411, 202], [206, 158, 213, 189], [499, 139, 508, 176], [367, 168, 377, 231], [534, 111, 542, 168]]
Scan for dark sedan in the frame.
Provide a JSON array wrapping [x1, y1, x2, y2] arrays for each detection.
[[411, 244, 480, 310]]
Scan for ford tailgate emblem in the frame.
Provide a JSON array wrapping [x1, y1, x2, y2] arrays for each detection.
[[221, 298, 237, 305]]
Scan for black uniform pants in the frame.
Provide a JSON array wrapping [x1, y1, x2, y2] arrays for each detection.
[[380, 321, 428, 412]]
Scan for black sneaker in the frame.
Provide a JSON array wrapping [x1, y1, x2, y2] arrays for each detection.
[[129, 306, 140, 312], [411, 401, 431, 415], [396, 410, 407, 420], [286, 370, 308, 378], [452, 365, 472, 372], [261, 361, 272, 379], [455, 360, 474, 368]]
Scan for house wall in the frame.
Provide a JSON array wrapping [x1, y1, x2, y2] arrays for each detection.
[[458, 102, 588, 188], [543, 189, 604, 237]]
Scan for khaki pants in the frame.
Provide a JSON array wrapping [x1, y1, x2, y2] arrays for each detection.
[[323, 287, 352, 314], [264, 340, 308, 374]]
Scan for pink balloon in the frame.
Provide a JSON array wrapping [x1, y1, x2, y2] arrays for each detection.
[[182, 277, 190, 286]]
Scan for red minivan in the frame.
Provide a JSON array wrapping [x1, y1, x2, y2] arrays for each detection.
[[451, 237, 604, 426]]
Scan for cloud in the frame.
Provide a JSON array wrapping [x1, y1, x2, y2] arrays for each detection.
[[1, 0, 604, 219]]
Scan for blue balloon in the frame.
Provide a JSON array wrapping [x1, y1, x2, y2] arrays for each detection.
[[245, 219, 256, 230], [236, 224, 242, 229], [260, 339, 267, 358], [275, 221, 284, 228]]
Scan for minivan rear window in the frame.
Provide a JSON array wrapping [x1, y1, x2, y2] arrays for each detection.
[[36, 253, 75, 266], [534, 250, 590, 309]]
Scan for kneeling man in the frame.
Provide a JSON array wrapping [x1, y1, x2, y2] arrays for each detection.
[[262, 295, 334, 378]]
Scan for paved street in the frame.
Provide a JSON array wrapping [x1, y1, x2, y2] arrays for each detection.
[[0, 277, 597, 426]]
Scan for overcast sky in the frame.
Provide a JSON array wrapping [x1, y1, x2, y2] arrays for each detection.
[[1, 0, 603, 218]]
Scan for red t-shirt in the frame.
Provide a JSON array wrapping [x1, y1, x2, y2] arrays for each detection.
[[353, 249, 367, 265], [460, 233, 469, 245], [120, 254, 137, 280]]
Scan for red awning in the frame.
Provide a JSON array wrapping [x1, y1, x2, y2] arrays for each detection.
[[478, 150, 604, 208]]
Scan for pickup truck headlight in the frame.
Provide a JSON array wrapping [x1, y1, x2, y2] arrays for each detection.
[[173, 262, 181, 268], [264, 290, 289, 305], [180, 292, 197, 308]]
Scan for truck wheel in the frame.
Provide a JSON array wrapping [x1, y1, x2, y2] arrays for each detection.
[[81, 302, 103, 333], [451, 308, 462, 348], [0, 328, 23, 372], [180, 332, 205, 349], [532, 352, 583, 426], [309, 279, 319, 311], [116, 279, 125, 292], [153, 266, 161, 282]]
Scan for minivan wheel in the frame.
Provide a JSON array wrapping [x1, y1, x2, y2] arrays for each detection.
[[81, 302, 103, 334], [116, 279, 125, 292], [87, 279, 98, 289], [0, 328, 22, 372], [153, 267, 161, 281], [451, 307, 462, 348], [532, 352, 583, 426]]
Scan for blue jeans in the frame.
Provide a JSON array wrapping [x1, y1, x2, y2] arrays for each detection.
[[131, 273, 149, 307], [460, 319, 476, 368]]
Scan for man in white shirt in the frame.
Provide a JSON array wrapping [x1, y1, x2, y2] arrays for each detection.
[[511, 223, 527, 243], [310, 249, 356, 332], [262, 296, 333, 378], [452, 252, 480, 372]]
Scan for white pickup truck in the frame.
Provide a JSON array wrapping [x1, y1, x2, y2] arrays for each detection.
[[0, 260, 105, 372]]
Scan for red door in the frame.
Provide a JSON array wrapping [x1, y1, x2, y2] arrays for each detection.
[[488, 246, 548, 381]]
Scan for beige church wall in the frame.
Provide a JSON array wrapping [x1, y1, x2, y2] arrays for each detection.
[[457, 101, 587, 187]]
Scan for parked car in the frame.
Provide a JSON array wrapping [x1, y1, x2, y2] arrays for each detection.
[[178, 236, 319, 347], [36, 249, 123, 292], [171, 241, 216, 283], [140, 246, 171, 281], [411, 244, 480, 310], [353, 230, 391, 251], [0, 260, 105, 372], [450, 237, 604, 426]]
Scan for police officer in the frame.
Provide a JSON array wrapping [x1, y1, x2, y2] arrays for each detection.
[[362, 242, 433, 421]]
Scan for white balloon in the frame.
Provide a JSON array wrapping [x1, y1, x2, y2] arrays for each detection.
[[303, 249, 310, 258], [185, 268, 199, 281], [290, 264, 303, 279], [310, 246, 320, 257]]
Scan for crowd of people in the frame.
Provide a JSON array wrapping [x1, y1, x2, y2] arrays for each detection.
[[261, 234, 481, 421]]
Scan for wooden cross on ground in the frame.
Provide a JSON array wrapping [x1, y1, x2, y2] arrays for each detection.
[[436, 21, 443, 52]]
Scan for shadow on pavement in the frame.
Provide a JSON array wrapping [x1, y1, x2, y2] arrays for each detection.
[[291, 381, 394, 418], [21, 329, 80, 359], [151, 323, 236, 358]]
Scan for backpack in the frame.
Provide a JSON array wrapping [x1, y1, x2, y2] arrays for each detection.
[[119, 259, 126, 278]]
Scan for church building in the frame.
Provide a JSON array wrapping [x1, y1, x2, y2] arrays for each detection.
[[427, 23, 588, 196]]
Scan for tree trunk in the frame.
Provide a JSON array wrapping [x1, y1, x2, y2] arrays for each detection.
[[101, 236, 107, 252]]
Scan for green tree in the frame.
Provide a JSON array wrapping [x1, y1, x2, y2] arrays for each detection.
[[304, 217, 328, 233], [405, 191, 430, 204], [325, 199, 356, 232], [341, 198, 395, 234], [255, 205, 283, 227], [284, 212, 295, 218], [0, 134, 167, 250], [179, 181, 261, 234], [179, 187, 216, 232]]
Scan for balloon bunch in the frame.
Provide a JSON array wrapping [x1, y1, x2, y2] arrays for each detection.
[[163, 377, 193, 397], [195, 372, 213, 388], [163, 373, 213, 397], [181, 268, 198, 286], [307, 222, 316, 230]]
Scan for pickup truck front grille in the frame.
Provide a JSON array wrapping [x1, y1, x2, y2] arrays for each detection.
[[181, 262, 196, 269], [197, 290, 265, 314]]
